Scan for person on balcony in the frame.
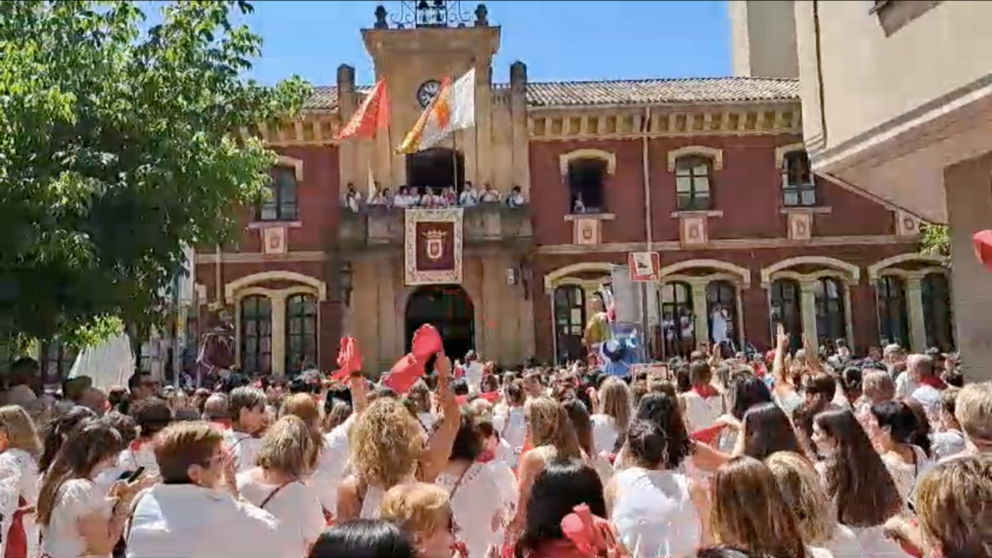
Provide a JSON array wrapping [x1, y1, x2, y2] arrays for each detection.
[[393, 186, 416, 208], [480, 183, 500, 203], [344, 184, 361, 213], [459, 182, 479, 207], [369, 187, 392, 207], [506, 186, 526, 208], [442, 186, 457, 207]]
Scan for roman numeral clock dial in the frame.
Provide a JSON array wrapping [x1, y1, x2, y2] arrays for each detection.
[[417, 79, 441, 108]]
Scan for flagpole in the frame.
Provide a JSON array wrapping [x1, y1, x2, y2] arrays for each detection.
[[452, 131, 458, 191]]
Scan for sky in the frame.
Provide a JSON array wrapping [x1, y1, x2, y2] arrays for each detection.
[[235, 0, 732, 86]]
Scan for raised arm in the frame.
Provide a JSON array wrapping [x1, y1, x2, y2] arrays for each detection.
[[418, 351, 459, 483]]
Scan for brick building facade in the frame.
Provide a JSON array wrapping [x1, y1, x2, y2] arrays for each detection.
[[188, 3, 953, 376]]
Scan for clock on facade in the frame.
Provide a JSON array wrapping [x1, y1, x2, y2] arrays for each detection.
[[417, 79, 441, 108]]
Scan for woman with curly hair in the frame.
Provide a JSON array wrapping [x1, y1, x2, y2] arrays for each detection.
[[335, 353, 459, 521]]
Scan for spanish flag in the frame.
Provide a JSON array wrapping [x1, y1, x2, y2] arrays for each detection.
[[397, 68, 476, 154]]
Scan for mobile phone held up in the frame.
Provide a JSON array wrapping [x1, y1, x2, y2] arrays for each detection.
[[125, 466, 146, 483]]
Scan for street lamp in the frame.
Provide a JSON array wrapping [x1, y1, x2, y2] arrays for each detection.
[[339, 262, 354, 307]]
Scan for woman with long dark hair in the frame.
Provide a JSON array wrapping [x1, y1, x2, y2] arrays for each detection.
[[812, 409, 905, 556], [36, 419, 147, 558], [514, 461, 613, 558], [37, 406, 97, 474], [736, 402, 805, 460]]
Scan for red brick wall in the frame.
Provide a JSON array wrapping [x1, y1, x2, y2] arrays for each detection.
[[529, 243, 917, 363], [528, 135, 898, 246]]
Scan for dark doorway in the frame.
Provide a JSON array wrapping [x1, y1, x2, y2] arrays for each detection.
[[406, 148, 465, 193], [405, 284, 475, 361]]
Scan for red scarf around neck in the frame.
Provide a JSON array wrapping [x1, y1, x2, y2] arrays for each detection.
[[692, 383, 720, 399], [918, 375, 946, 390]]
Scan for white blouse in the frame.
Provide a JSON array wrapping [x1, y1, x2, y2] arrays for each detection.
[[126, 484, 286, 558], [436, 462, 509, 558], [118, 442, 159, 476], [40, 479, 111, 558], [610, 467, 698, 558], [590, 414, 619, 454], [225, 431, 264, 474], [237, 473, 325, 558], [0, 449, 40, 558]]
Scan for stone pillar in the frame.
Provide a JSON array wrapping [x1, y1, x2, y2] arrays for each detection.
[[336, 65, 357, 192], [906, 275, 927, 353], [509, 62, 530, 197], [945, 152, 992, 381], [690, 280, 709, 346], [269, 293, 288, 376], [799, 279, 819, 345]]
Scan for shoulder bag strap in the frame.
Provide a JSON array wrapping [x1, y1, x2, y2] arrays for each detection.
[[259, 480, 295, 510], [123, 489, 150, 543]]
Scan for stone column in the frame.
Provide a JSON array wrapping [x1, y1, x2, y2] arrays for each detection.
[[906, 275, 927, 353], [945, 152, 992, 381], [690, 280, 709, 346], [269, 293, 288, 376], [799, 279, 819, 346]]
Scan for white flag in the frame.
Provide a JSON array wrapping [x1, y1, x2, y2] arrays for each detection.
[[366, 163, 377, 204], [396, 68, 476, 153]]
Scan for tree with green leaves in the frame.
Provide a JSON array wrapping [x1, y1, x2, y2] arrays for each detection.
[[0, 1, 310, 349], [920, 223, 950, 259]]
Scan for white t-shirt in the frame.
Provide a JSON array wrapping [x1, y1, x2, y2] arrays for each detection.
[[237, 474, 325, 558], [823, 524, 865, 558], [40, 479, 112, 558], [590, 414, 619, 455], [225, 431, 264, 474], [0, 449, 41, 558], [126, 483, 285, 558], [118, 442, 160, 476], [309, 414, 354, 517]]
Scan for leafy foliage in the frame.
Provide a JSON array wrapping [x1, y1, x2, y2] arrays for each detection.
[[0, 1, 311, 346], [920, 223, 951, 259]]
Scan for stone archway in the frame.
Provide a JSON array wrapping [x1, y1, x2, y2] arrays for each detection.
[[404, 284, 475, 361]]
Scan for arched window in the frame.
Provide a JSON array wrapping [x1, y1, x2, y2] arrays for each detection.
[[240, 295, 272, 375], [782, 151, 817, 207], [706, 280, 738, 347], [39, 341, 77, 389], [770, 279, 803, 352], [675, 156, 713, 211], [553, 286, 587, 365], [814, 277, 847, 350], [922, 273, 954, 351], [876, 276, 910, 348], [567, 159, 607, 214], [285, 294, 318, 375], [660, 282, 695, 358], [258, 166, 299, 222]]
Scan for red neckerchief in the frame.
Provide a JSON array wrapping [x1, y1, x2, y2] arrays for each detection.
[[477, 449, 496, 463], [692, 383, 720, 399], [919, 375, 946, 390], [129, 439, 149, 451]]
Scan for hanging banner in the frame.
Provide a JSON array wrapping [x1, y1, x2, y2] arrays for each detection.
[[404, 208, 464, 285]]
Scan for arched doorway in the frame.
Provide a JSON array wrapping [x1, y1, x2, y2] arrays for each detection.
[[405, 285, 475, 361], [406, 147, 465, 193]]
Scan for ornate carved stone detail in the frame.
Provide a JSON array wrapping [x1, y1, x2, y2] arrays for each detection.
[[572, 218, 601, 246], [895, 210, 922, 238], [787, 211, 813, 242], [679, 215, 708, 247]]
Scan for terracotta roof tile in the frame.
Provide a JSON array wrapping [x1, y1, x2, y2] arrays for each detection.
[[303, 77, 799, 110]]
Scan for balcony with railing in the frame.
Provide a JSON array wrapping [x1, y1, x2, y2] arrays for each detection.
[[339, 204, 533, 254]]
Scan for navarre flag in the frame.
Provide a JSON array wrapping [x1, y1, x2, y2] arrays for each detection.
[[336, 79, 391, 141], [396, 68, 476, 154]]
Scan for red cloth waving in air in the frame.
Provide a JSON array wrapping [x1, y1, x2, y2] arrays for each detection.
[[330, 337, 363, 380], [383, 325, 443, 393]]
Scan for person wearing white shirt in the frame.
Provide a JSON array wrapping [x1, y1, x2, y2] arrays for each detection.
[[506, 186, 525, 208], [237, 416, 325, 558], [126, 421, 287, 558], [459, 183, 479, 207], [37, 420, 149, 558], [0, 406, 42, 558], [224, 387, 268, 474], [479, 183, 500, 203], [310, 413, 355, 520], [710, 304, 729, 346], [118, 398, 172, 477], [393, 187, 413, 208]]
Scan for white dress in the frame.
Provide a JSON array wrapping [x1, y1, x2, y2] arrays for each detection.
[[881, 446, 930, 505], [436, 462, 508, 558], [0, 449, 40, 558], [610, 467, 699, 558], [237, 474, 326, 558], [224, 431, 264, 474], [681, 390, 723, 434], [40, 479, 112, 558]]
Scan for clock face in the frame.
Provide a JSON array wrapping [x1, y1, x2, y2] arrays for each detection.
[[417, 80, 441, 108]]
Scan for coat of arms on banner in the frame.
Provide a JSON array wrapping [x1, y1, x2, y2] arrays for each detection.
[[404, 208, 464, 285]]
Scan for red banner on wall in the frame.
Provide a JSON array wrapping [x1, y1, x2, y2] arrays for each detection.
[[404, 208, 464, 285]]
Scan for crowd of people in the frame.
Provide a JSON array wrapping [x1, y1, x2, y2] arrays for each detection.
[[344, 181, 527, 212], [0, 327, 989, 558]]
